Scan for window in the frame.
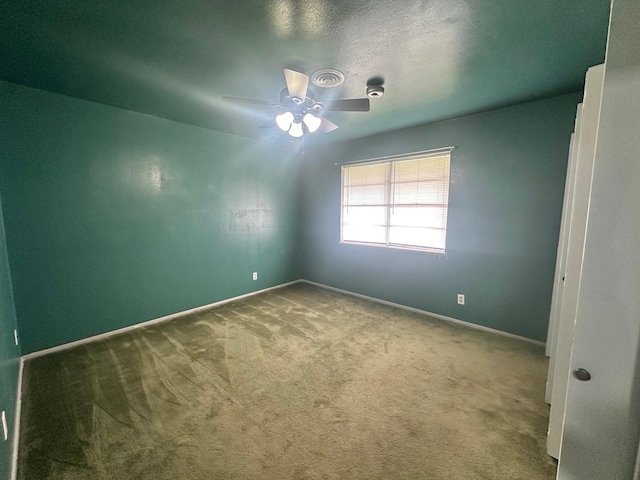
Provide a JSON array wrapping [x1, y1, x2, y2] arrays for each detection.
[[340, 151, 451, 254]]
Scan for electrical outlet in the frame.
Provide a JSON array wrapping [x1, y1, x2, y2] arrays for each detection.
[[252, 272, 258, 281], [457, 294, 465, 305], [1, 411, 7, 441], [14, 329, 18, 346]]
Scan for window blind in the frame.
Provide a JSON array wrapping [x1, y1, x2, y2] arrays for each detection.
[[341, 152, 451, 253]]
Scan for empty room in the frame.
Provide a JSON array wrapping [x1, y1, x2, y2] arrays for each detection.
[[1, 0, 639, 479]]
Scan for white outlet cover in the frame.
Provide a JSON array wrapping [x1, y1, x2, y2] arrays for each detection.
[[252, 272, 258, 280], [1, 411, 7, 441], [457, 294, 465, 305], [14, 329, 18, 346]]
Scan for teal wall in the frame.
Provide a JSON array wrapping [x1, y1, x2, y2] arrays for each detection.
[[0, 82, 300, 355], [299, 93, 581, 342], [0, 79, 579, 391], [0, 195, 20, 480]]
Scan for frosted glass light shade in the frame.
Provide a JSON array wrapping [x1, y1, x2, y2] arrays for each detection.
[[275, 111, 294, 131], [303, 113, 322, 133], [288, 120, 304, 137]]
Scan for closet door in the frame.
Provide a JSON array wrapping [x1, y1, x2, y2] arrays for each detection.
[[545, 125, 577, 359], [545, 122, 579, 403], [558, 0, 640, 473], [546, 64, 604, 459]]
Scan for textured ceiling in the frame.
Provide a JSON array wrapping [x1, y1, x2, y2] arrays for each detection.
[[0, 0, 610, 142]]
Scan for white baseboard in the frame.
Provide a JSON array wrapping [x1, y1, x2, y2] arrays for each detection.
[[10, 356, 24, 480], [22, 278, 544, 360], [23, 280, 301, 361], [300, 279, 546, 347]]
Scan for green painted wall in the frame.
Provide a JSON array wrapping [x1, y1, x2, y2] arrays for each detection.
[[299, 92, 581, 342], [0, 79, 580, 352], [0, 81, 300, 355], [0, 195, 20, 480]]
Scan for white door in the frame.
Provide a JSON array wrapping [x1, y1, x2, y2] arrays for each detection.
[[545, 124, 578, 404], [545, 125, 578, 363], [546, 64, 604, 459], [557, 0, 640, 477]]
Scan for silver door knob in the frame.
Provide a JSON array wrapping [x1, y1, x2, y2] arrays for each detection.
[[573, 368, 591, 381]]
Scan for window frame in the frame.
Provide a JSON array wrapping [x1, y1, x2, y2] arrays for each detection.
[[339, 150, 452, 255]]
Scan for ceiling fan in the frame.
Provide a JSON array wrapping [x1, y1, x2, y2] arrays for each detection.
[[222, 68, 370, 138]]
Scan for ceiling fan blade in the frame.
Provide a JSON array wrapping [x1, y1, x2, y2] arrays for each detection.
[[322, 98, 370, 112], [319, 117, 339, 133], [258, 119, 276, 129], [284, 68, 309, 100], [222, 96, 278, 107]]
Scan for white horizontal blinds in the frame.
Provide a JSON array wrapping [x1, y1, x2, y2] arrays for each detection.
[[341, 151, 451, 252], [342, 162, 390, 244], [389, 154, 450, 252]]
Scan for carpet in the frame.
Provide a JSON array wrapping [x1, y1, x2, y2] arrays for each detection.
[[17, 282, 557, 479]]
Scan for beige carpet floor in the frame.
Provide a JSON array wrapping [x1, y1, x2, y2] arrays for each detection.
[[18, 282, 557, 479]]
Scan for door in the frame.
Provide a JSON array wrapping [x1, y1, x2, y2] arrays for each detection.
[[545, 120, 578, 362], [545, 123, 578, 404], [557, 0, 640, 477], [546, 64, 604, 459]]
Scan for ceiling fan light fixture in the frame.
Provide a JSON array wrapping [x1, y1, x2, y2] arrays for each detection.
[[303, 113, 322, 133], [288, 119, 304, 138], [223, 68, 371, 137], [275, 111, 294, 131]]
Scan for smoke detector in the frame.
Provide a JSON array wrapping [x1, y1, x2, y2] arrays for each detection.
[[310, 69, 345, 88], [366, 85, 385, 98]]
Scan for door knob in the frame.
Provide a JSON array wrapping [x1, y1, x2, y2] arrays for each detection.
[[573, 368, 591, 381]]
